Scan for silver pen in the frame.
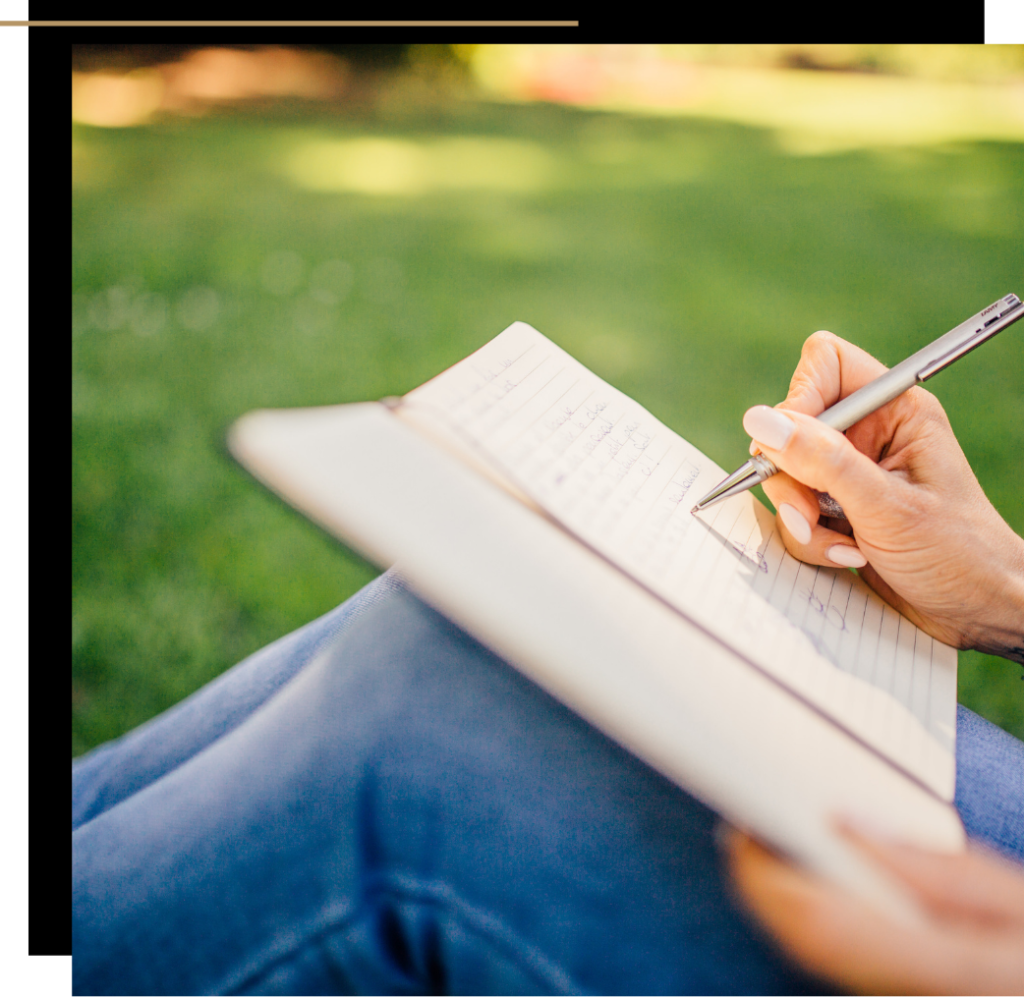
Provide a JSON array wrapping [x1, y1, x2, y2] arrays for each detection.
[[691, 293, 1024, 518]]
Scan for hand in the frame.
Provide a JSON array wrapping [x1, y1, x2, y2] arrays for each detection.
[[725, 825, 1024, 995], [743, 330, 1024, 662]]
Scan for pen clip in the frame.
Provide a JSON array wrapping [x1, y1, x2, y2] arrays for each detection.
[[917, 295, 1023, 382]]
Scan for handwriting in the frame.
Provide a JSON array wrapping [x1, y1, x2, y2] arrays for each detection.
[[731, 541, 769, 574], [403, 323, 955, 786], [801, 587, 848, 631], [668, 465, 700, 505]]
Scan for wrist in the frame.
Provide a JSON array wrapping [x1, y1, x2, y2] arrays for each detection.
[[963, 529, 1024, 664]]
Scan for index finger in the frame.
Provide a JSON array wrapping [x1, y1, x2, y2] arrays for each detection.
[[725, 830, 1024, 995], [782, 330, 890, 417], [836, 822, 1024, 923]]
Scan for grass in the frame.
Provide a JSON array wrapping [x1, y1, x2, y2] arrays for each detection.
[[72, 93, 1024, 757]]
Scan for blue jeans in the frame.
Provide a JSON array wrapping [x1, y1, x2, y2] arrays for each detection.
[[72, 573, 1024, 995]]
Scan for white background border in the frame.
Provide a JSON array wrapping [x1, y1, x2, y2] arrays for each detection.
[[987, 1, 1024, 41]]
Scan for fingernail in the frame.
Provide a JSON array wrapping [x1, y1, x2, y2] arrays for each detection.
[[742, 405, 795, 451], [749, 440, 760, 456], [778, 503, 812, 544], [827, 544, 867, 568]]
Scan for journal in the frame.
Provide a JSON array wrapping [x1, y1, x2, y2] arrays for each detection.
[[228, 321, 964, 922]]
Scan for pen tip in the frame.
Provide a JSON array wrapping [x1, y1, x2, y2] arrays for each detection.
[[690, 505, 699, 516]]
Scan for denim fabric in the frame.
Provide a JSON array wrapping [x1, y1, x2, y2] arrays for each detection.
[[72, 571, 406, 832], [955, 701, 1024, 864], [72, 573, 1024, 995]]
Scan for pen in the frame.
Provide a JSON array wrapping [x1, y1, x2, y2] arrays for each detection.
[[691, 293, 1024, 518]]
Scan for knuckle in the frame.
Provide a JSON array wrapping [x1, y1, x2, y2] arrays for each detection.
[[903, 386, 958, 445], [907, 384, 939, 414], [787, 333, 841, 413], [803, 329, 838, 354], [915, 386, 952, 427], [794, 332, 835, 378], [785, 370, 818, 402]]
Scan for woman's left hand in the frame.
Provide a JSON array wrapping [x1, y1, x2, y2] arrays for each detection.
[[725, 825, 1024, 995]]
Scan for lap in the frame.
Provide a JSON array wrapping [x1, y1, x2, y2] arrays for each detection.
[[71, 571, 406, 832], [72, 578, 1023, 995]]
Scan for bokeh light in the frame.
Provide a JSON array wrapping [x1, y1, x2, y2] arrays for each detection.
[[72, 46, 350, 127], [283, 136, 555, 196]]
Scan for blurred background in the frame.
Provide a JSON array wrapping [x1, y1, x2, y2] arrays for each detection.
[[72, 44, 1024, 756]]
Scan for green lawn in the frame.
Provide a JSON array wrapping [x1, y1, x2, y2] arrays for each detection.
[[72, 95, 1024, 757]]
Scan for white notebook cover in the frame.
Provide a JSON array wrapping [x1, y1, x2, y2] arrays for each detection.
[[227, 323, 964, 923]]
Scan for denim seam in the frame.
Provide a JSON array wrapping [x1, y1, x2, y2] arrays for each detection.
[[225, 873, 583, 996]]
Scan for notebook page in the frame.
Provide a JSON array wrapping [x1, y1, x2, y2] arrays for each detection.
[[402, 322, 957, 799]]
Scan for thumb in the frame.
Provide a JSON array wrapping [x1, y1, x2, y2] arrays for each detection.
[[743, 405, 896, 524]]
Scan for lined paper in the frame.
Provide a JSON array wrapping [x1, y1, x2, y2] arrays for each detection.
[[403, 322, 957, 799]]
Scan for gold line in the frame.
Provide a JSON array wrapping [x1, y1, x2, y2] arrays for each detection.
[[6, 20, 579, 26]]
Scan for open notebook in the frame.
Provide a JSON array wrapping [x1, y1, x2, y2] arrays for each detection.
[[228, 321, 964, 921]]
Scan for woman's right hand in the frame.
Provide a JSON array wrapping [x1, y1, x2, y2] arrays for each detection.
[[742, 330, 1024, 663]]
